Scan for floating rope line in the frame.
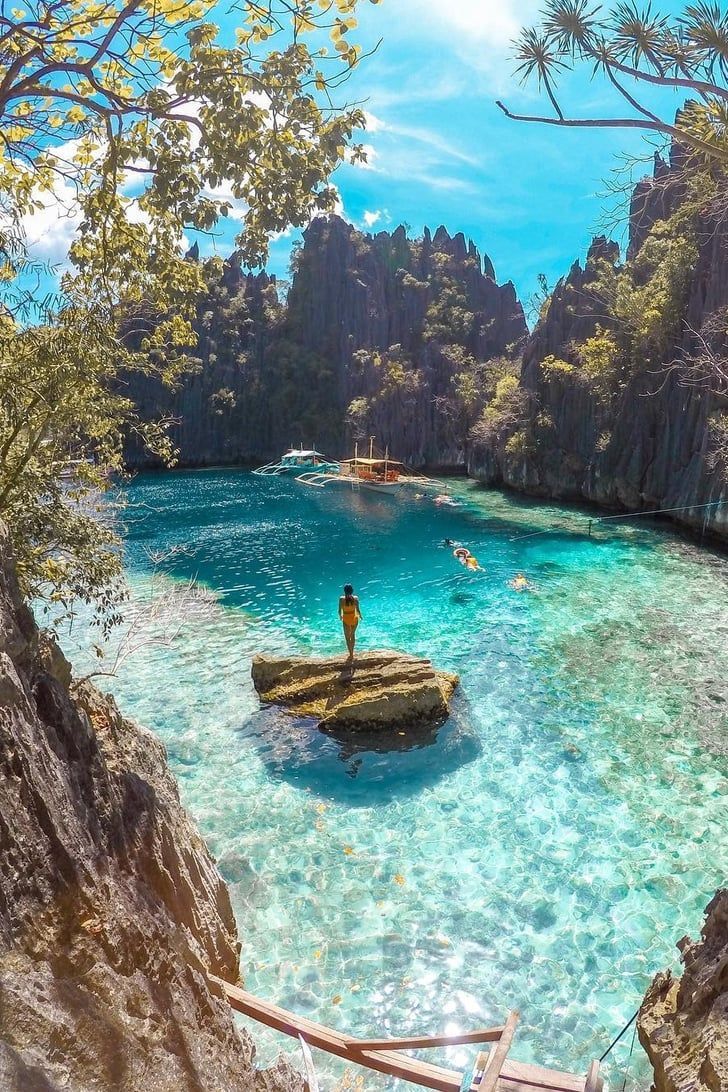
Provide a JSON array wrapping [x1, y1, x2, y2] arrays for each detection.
[[509, 523, 566, 542], [509, 499, 726, 542], [595, 499, 726, 522], [598, 1007, 639, 1063], [620, 1016, 639, 1092]]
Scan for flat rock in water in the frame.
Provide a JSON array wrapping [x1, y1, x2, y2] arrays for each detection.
[[251, 650, 459, 732]]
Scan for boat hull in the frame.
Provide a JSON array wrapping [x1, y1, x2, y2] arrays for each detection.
[[349, 479, 401, 493], [253, 461, 339, 477]]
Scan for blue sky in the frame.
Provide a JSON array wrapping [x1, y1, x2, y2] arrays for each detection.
[[21, 0, 693, 313], [237, 0, 691, 309]]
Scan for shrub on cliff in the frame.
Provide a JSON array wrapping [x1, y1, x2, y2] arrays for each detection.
[[589, 214, 699, 375], [472, 373, 531, 448]]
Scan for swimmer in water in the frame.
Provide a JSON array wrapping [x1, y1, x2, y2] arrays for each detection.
[[454, 547, 482, 572], [508, 572, 532, 591]]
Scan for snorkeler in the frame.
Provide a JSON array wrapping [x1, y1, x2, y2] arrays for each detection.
[[454, 547, 482, 572]]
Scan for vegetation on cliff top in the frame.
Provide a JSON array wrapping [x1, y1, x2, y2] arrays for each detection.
[[485, 0, 728, 480]]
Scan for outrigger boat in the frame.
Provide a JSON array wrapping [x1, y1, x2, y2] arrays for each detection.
[[298, 438, 437, 494], [252, 448, 339, 477]]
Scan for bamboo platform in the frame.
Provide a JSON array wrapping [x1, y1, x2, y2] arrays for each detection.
[[211, 976, 603, 1092]]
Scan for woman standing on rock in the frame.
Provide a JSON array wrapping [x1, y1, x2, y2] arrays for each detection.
[[339, 584, 362, 662]]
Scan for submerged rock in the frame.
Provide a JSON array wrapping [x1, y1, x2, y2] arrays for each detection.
[[638, 889, 728, 1092], [251, 650, 459, 731]]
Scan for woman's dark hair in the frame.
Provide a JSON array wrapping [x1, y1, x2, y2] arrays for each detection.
[[343, 584, 354, 602]]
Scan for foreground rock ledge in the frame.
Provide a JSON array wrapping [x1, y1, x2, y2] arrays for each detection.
[[0, 519, 303, 1092], [251, 650, 459, 731], [638, 888, 728, 1092]]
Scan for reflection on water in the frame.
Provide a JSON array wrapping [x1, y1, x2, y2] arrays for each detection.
[[61, 470, 728, 1092]]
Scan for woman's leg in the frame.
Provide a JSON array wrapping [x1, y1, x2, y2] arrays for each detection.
[[343, 624, 354, 657]]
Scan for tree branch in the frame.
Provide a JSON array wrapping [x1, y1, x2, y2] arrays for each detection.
[[599, 54, 728, 106], [495, 101, 728, 164]]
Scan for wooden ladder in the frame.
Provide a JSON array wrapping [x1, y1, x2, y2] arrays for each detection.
[[211, 976, 602, 1092]]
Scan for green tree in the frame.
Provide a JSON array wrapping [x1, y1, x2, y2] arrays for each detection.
[[0, 0, 380, 626]]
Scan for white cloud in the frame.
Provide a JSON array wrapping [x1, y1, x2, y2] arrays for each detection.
[[365, 72, 468, 111], [312, 185, 346, 222], [271, 224, 294, 241], [22, 193, 81, 268], [363, 210, 382, 228], [363, 110, 387, 133], [404, 0, 538, 48], [387, 123, 481, 168], [387, 0, 541, 92]]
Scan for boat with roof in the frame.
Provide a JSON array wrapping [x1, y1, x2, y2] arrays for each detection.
[[297, 438, 439, 494], [252, 448, 339, 477]]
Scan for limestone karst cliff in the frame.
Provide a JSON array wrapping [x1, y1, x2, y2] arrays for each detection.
[[469, 150, 728, 540], [638, 889, 728, 1092], [125, 160, 728, 540], [125, 215, 527, 468], [0, 523, 300, 1092]]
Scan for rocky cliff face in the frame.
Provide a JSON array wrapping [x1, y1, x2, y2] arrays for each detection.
[[469, 153, 728, 540], [126, 175, 728, 538], [638, 889, 728, 1092], [0, 524, 300, 1092], [125, 215, 527, 468]]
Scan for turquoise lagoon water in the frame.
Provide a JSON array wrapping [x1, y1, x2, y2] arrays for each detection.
[[62, 470, 728, 1090]]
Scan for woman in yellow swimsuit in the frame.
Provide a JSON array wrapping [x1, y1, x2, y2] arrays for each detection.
[[339, 583, 362, 661]]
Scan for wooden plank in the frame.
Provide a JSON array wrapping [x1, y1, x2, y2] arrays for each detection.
[[353, 1027, 507, 1052], [213, 978, 351, 1050], [584, 1061, 602, 1092], [214, 977, 467, 1091], [478, 1011, 519, 1092], [498, 1079, 585, 1092], [357, 1047, 475, 1091], [500, 1059, 586, 1092], [213, 977, 590, 1092]]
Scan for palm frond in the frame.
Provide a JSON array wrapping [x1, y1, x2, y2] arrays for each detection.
[[678, 95, 728, 148], [679, 1, 728, 79], [588, 35, 621, 73], [657, 28, 701, 78], [542, 0, 602, 55], [609, 1, 671, 70], [513, 26, 571, 85]]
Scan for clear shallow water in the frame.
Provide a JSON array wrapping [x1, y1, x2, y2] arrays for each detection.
[[62, 470, 728, 1090]]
